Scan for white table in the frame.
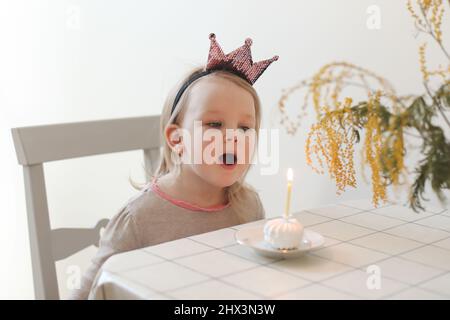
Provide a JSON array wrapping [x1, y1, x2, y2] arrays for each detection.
[[89, 199, 450, 300]]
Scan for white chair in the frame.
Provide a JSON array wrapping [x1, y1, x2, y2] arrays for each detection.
[[11, 115, 161, 300]]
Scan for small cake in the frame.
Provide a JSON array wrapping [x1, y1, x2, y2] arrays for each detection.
[[263, 217, 304, 250]]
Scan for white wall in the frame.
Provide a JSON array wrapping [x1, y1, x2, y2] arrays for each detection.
[[0, 0, 448, 299]]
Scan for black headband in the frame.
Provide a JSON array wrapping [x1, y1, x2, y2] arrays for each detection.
[[170, 68, 251, 116]]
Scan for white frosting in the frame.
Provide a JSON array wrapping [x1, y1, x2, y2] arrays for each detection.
[[263, 217, 304, 250]]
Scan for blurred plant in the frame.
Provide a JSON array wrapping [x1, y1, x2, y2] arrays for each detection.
[[278, 0, 450, 212]]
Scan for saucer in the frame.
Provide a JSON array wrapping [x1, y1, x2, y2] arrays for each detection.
[[234, 225, 325, 259]]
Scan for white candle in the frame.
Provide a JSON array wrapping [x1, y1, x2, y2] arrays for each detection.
[[284, 168, 293, 219]]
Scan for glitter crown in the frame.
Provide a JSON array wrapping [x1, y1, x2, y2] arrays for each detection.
[[206, 33, 279, 85]]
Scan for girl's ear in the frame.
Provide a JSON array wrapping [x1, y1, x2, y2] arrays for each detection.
[[165, 124, 183, 150]]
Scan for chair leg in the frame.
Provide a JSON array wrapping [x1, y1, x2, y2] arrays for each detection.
[[23, 164, 59, 300]]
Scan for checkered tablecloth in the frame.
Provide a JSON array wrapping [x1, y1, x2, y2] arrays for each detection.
[[89, 199, 450, 300]]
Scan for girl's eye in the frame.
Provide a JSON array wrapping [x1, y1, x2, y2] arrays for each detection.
[[206, 122, 222, 128], [205, 122, 251, 132]]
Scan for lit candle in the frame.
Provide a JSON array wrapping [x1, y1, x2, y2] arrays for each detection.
[[284, 168, 293, 219]]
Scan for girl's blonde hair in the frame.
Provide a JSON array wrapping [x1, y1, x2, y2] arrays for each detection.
[[130, 65, 262, 223]]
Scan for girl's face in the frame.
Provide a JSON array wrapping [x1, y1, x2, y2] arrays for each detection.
[[174, 76, 257, 188]]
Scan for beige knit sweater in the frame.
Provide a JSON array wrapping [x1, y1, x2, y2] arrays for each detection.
[[68, 181, 265, 300]]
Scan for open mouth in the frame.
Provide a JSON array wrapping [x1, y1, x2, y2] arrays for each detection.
[[219, 152, 237, 165]]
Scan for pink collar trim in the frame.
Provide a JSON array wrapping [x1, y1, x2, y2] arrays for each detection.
[[148, 177, 231, 212]]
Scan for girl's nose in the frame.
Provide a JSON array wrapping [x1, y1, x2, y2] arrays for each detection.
[[224, 130, 238, 142]]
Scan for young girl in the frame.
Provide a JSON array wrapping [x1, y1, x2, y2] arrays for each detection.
[[69, 33, 278, 300]]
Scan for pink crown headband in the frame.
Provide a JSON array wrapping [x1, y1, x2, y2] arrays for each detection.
[[170, 33, 279, 115]]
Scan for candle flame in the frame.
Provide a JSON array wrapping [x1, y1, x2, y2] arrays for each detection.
[[287, 168, 293, 182]]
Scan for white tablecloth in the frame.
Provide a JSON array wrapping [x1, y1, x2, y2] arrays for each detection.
[[89, 199, 450, 300]]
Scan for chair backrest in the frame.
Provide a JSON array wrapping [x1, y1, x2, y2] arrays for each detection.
[[11, 115, 161, 300]]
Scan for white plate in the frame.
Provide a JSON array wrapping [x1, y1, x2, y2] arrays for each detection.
[[234, 225, 325, 259]]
